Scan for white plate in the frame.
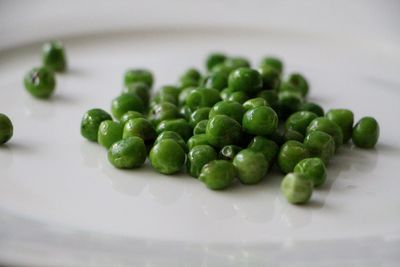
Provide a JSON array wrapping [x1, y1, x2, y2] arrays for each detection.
[[1, 23, 400, 267]]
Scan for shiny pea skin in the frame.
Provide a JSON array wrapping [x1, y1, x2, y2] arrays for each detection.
[[81, 108, 112, 142], [278, 140, 309, 174], [155, 131, 187, 152], [120, 111, 145, 126], [122, 82, 150, 107], [281, 172, 313, 204], [203, 69, 229, 91], [149, 102, 180, 126], [307, 117, 343, 149], [178, 87, 196, 106], [233, 149, 269, 184], [124, 69, 153, 88], [206, 115, 242, 148], [220, 88, 233, 101], [352, 116, 379, 148], [24, 66, 56, 99], [224, 57, 251, 70], [259, 57, 283, 74], [287, 73, 309, 97], [258, 65, 280, 90], [285, 111, 318, 135], [189, 107, 211, 128], [149, 139, 186, 175], [187, 134, 209, 150], [156, 118, 192, 141], [180, 68, 201, 84], [206, 53, 227, 71], [187, 145, 218, 178], [186, 87, 221, 109], [98, 120, 123, 149], [243, 97, 268, 111], [227, 91, 249, 104], [326, 109, 354, 143], [247, 136, 279, 163], [277, 91, 303, 119], [257, 90, 279, 111], [193, 119, 208, 135], [294, 157, 327, 187], [0, 113, 13, 145], [219, 145, 242, 161], [199, 160, 237, 190], [303, 130, 335, 165], [179, 105, 193, 120], [283, 129, 304, 143], [228, 67, 263, 95], [298, 102, 324, 117], [42, 41, 67, 72], [111, 93, 145, 120], [209, 100, 245, 123], [123, 118, 157, 143], [242, 106, 278, 136], [108, 136, 147, 169]]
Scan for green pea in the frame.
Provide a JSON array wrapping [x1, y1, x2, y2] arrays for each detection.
[[220, 88, 232, 101], [219, 145, 242, 161], [307, 117, 343, 149], [248, 136, 279, 163], [206, 115, 242, 148], [187, 134, 209, 150], [303, 131, 335, 165], [243, 97, 268, 111], [179, 78, 199, 89], [287, 73, 309, 97], [178, 87, 196, 106], [233, 149, 269, 184], [224, 57, 251, 70], [120, 111, 145, 126], [242, 106, 278, 136], [209, 100, 244, 123], [154, 131, 187, 152], [228, 67, 263, 95], [259, 57, 283, 74], [199, 160, 236, 190], [298, 102, 324, 117], [294, 158, 327, 187], [187, 145, 218, 178], [0, 113, 13, 145], [111, 93, 145, 120], [326, 109, 354, 143], [149, 139, 186, 175], [122, 82, 150, 107], [123, 118, 157, 144], [186, 88, 221, 109], [124, 69, 153, 88], [278, 140, 309, 174], [259, 65, 280, 90], [156, 118, 192, 141], [277, 91, 303, 119], [258, 90, 279, 111], [180, 68, 201, 83], [203, 68, 230, 91], [193, 119, 208, 135], [285, 111, 318, 135], [206, 53, 227, 71], [42, 41, 67, 72], [98, 120, 123, 149], [81, 108, 112, 142], [283, 129, 304, 143], [352, 116, 379, 148], [179, 105, 193, 120], [149, 102, 180, 126], [23, 67, 56, 99], [189, 107, 211, 128], [108, 136, 147, 169], [281, 173, 313, 204], [227, 91, 249, 104]]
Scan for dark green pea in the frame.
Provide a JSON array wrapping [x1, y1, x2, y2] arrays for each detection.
[[153, 91, 178, 106], [187, 134, 209, 150], [228, 67, 263, 95], [243, 97, 268, 111], [23, 67, 56, 99], [224, 57, 251, 70], [298, 102, 324, 117], [193, 119, 208, 135], [303, 131, 335, 165], [278, 140, 310, 174], [180, 68, 201, 83], [203, 69, 230, 91], [248, 136, 278, 163], [258, 90, 279, 111], [233, 149, 269, 184], [352, 116, 379, 148], [186, 88, 221, 109], [199, 160, 236, 190], [285, 111, 318, 135], [179, 78, 199, 89], [283, 129, 304, 143], [189, 107, 211, 128], [179, 105, 193, 120], [120, 111, 145, 126], [281, 173, 313, 204], [294, 158, 327, 187], [209, 100, 244, 123], [220, 88, 232, 101], [81, 108, 112, 142], [98, 120, 123, 149], [259, 65, 280, 90], [287, 73, 309, 97], [326, 109, 354, 143], [206, 115, 242, 148], [267, 130, 286, 146], [108, 136, 147, 169], [242, 106, 278, 136], [155, 131, 187, 152], [187, 145, 218, 178], [0, 113, 13, 145], [227, 91, 249, 104], [123, 118, 157, 144], [278, 82, 305, 97], [277, 91, 303, 119], [219, 145, 242, 161], [149, 102, 180, 126], [156, 118, 192, 141], [259, 57, 283, 74], [124, 69, 153, 88], [178, 87, 196, 106], [206, 53, 227, 71], [111, 93, 145, 120], [42, 41, 67, 72], [149, 139, 186, 175], [122, 82, 150, 107], [307, 117, 343, 149]]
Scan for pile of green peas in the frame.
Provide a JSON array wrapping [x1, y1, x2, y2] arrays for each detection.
[[80, 52, 380, 205]]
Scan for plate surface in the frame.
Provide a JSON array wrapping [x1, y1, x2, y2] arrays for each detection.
[[1, 27, 400, 265]]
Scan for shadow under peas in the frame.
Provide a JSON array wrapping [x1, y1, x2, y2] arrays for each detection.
[[0, 144, 13, 169]]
